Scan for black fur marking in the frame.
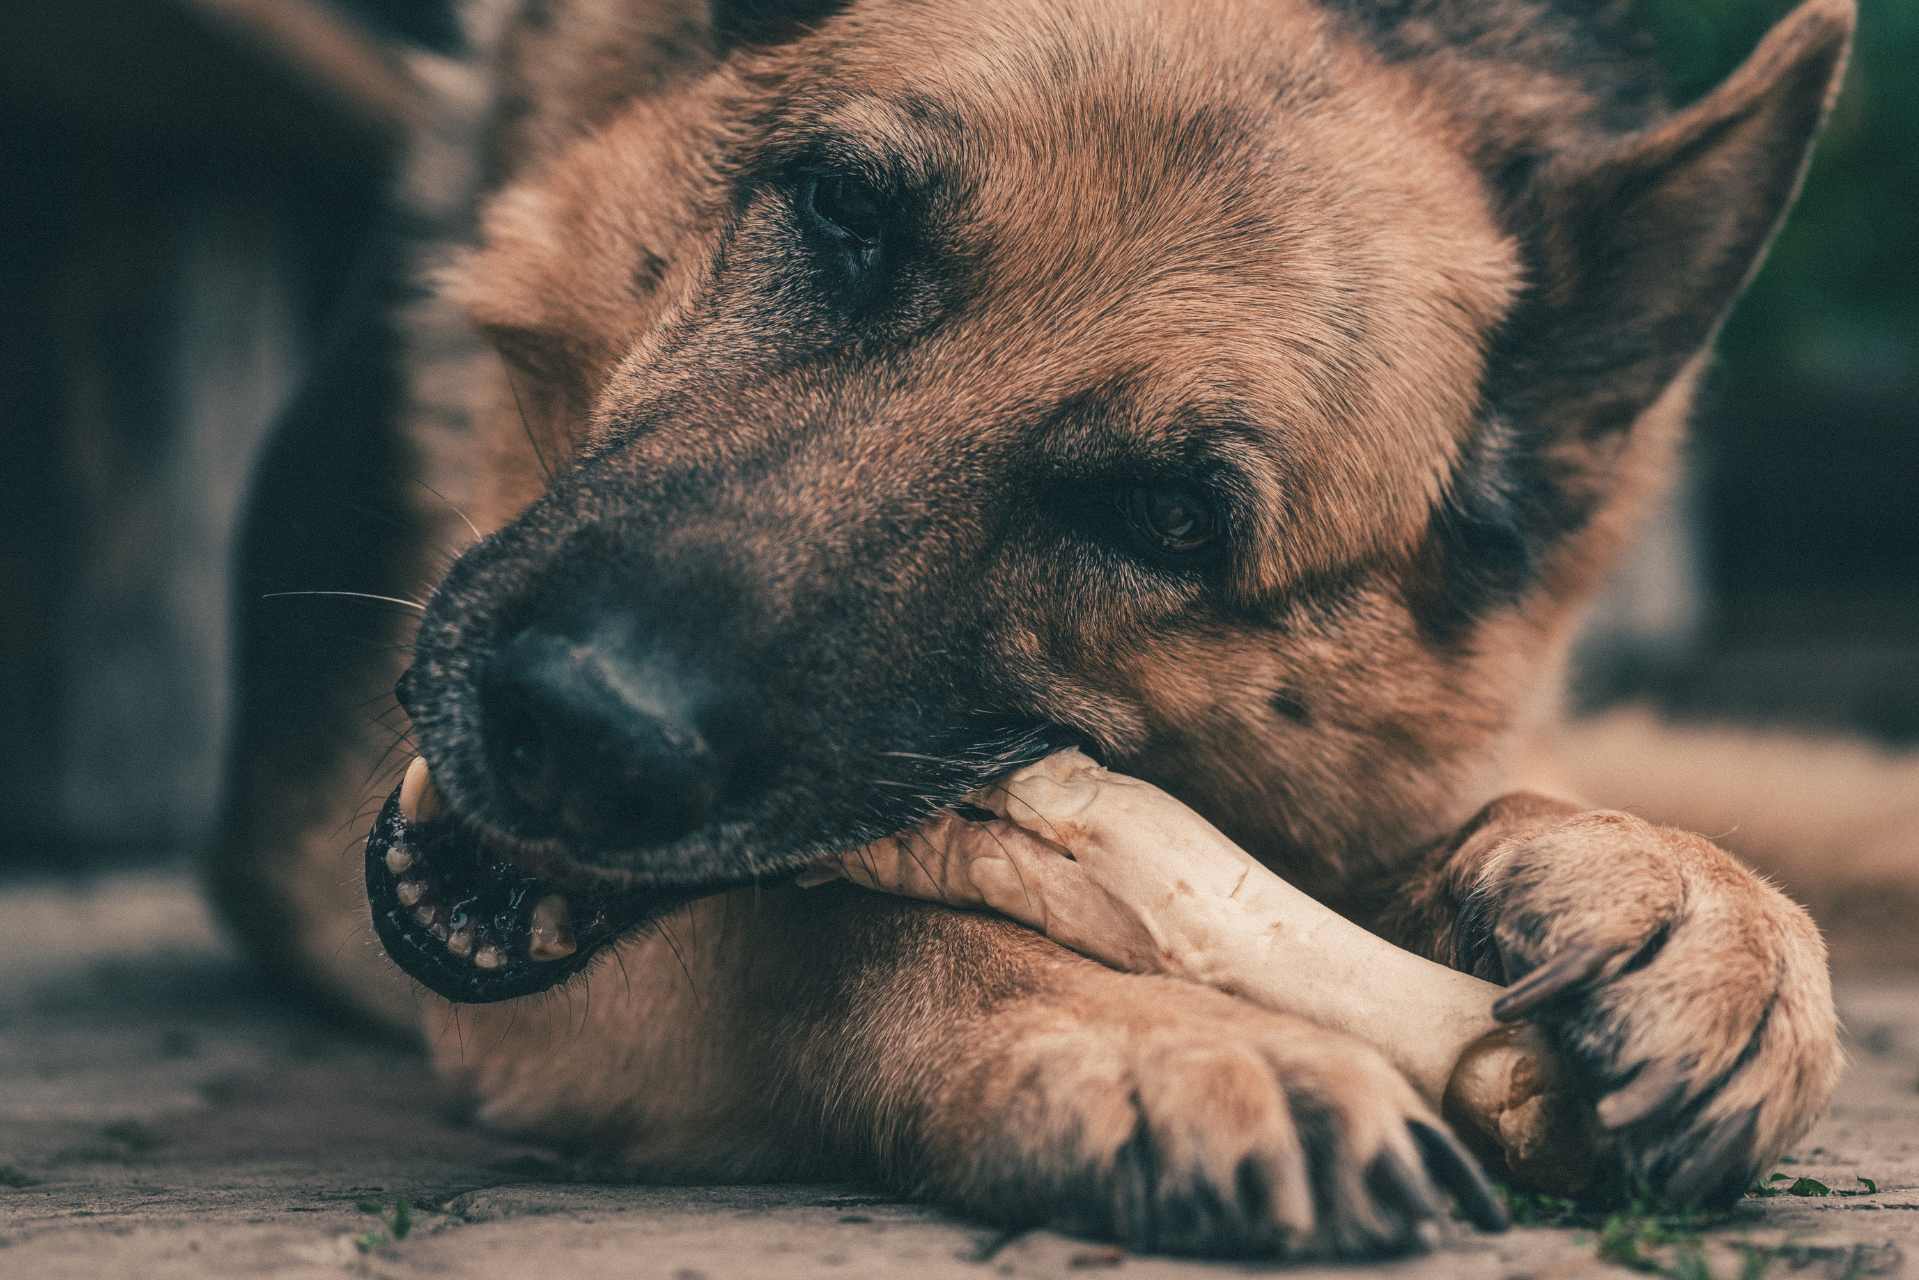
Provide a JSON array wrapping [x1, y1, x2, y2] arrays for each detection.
[[1488, 149, 1545, 211], [725, 128, 985, 352], [1449, 880, 1506, 980], [713, 0, 851, 49], [1269, 688, 1312, 725], [632, 248, 669, 300], [889, 89, 972, 139], [1408, 415, 1565, 648], [1323, 0, 1667, 130]]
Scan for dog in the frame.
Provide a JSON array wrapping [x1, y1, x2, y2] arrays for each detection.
[[213, 0, 1863, 1257]]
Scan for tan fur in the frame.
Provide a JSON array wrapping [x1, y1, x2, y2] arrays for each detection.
[[214, 0, 1881, 1256], [1550, 708, 1919, 972]]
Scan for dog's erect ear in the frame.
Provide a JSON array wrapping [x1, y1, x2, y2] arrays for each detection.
[[1492, 0, 1854, 444], [710, 0, 850, 47], [1418, 0, 1852, 643]]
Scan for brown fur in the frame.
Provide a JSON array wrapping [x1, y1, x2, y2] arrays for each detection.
[[215, 0, 1871, 1258]]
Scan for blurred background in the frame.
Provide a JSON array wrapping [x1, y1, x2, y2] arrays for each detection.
[[2, 0, 1915, 870]]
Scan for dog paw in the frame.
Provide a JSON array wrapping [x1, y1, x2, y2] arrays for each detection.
[[923, 984, 1507, 1258], [1458, 810, 1843, 1206]]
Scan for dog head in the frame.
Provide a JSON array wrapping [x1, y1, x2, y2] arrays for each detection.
[[381, 0, 1852, 999]]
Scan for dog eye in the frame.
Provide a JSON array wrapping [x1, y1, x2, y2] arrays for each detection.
[[801, 173, 889, 264], [1123, 483, 1221, 559]]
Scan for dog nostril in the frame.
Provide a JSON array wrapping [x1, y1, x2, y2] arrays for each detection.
[[490, 693, 554, 817]]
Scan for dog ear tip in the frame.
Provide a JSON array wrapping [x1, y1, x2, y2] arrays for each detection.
[[1796, 0, 1857, 39], [1763, 0, 1858, 131], [1773, 0, 1857, 72]]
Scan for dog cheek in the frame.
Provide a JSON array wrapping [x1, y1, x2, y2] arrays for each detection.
[[978, 626, 1145, 756]]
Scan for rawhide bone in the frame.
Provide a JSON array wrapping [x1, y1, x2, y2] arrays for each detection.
[[807, 750, 1595, 1194]]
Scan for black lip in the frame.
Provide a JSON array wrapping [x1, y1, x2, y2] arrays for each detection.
[[363, 784, 704, 1004], [365, 717, 1088, 1003]]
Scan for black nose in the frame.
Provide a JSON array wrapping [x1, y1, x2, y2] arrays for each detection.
[[481, 626, 730, 848]]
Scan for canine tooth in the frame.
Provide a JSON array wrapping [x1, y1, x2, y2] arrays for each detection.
[[528, 895, 577, 961], [413, 903, 441, 928], [396, 879, 428, 907], [398, 756, 443, 825], [385, 844, 415, 875], [794, 865, 842, 889], [473, 944, 506, 971], [446, 928, 474, 958]]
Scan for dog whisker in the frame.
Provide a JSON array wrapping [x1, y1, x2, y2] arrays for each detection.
[[896, 828, 950, 907], [262, 590, 427, 613], [498, 355, 554, 481], [413, 476, 485, 544], [656, 917, 702, 1009]]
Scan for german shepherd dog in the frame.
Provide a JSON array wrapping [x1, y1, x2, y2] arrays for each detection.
[[215, 0, 1863, 1258]]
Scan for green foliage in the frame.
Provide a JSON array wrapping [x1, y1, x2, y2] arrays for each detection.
[[1498, 1185, 1732, 1276], [351, 1197, 414, 1253], [1594, 1205, 1725, 1275], [1747, 1171, 1880, 1197], [1500, 1171, 1883, 1279], [1505, 1187, 1586, 1226]]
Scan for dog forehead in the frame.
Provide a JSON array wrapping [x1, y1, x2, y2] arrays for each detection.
[[784, 0, 1522, 564]]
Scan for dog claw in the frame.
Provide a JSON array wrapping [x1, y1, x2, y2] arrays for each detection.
[[1597, 1060, 1690, 1131], [1663, 1107, 1760, 1208], [1408, 1119, 1508, 1232], [1492, 943, 1616, 1022], [1367, 1144, 1446, 1231]]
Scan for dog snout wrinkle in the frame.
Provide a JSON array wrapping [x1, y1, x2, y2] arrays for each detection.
[[483, 624, 732, 851]]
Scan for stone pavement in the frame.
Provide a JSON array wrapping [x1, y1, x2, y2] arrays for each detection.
[[1, 871, 1913, 1279]]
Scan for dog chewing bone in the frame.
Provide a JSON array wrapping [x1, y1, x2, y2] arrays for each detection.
[[812, 750, 1593, 1192]]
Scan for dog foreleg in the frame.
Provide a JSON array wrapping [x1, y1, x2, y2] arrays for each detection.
[[430, 885, 1505, 1258]]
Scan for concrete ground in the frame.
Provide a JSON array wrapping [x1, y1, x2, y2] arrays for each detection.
[[0, 871, 1913, 1280]]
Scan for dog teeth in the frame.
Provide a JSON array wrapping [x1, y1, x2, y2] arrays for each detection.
[[794, 864, 843, 889], [398, 756, 443, 826], [528, 895, 577, 961], [388, 757, 553, 979]]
